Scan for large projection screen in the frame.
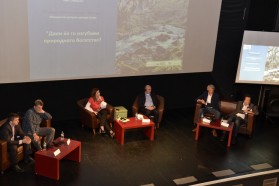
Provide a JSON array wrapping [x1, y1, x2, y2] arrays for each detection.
[[0, 0, 222, 84], [236, 31, 279, 85]]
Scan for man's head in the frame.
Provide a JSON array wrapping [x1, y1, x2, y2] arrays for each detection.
[[34, 99, 44, 113], [207, 84, 215, 95], [145, 85, 152, 94], [243, 95, 251, 105], [8, 113, 20, 126]]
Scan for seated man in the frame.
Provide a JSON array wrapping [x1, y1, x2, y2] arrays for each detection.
[[194, 84, 220, 137], [137, 85, 159, 127], [22, 99, 55, 150], [222, 95, 259, 144], [0, 113, 33, 172]]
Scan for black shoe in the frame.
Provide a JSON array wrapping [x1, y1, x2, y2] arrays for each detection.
[[47, 143, 55, 149], [24, 157, 34, 164], [12, 165, 24, 173]]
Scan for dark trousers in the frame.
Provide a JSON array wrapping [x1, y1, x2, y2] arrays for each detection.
[[28, 127, 55, 151], [228, 115, 246, 137], [97, 109, 112, 132], [7, 143, 32, 167], [199, 107, 221, 120], [140, 108, 158, 125]]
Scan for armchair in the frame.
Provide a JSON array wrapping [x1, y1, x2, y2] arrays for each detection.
[[77, 98, 115, 134], [0, 118, 51, 174], [132, 95, 165, 128]]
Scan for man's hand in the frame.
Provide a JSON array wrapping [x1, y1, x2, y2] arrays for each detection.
[[197, 99, 206, 105], [244, 109, 254, 114], [34, 106, 45, 113], [146, 106, 156, 110], [33, 133, 40, 141], [23, 136, 31, 144]]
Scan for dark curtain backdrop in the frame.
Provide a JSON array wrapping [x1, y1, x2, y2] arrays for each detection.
[[0, 0, 278, 121]]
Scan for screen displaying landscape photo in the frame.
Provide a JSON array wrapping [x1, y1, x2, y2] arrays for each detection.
[[116, 0, 189, 75]]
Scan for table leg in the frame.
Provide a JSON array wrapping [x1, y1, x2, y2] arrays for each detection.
[[65, 144, 81, 162], [195, 124, 200, 140], [227, 129, 232, 147], [114, 121, 124, 145], [35, 153, 60, 180], [144, 125, 154, 141]]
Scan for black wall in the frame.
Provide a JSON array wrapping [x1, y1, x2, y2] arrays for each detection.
[[0, 0, 278, 122]]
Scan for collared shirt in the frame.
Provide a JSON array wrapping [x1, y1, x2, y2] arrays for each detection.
[[9, 123, 23, 144], [242, 103, 249, 111], [206, 94, 212, 104], [10, 123, 15, 141], [144, 93, 154, 107]]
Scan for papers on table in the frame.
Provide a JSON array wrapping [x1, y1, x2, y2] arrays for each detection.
[[142, 118, 150, 124], [53, 149, 61, 156], [136, 114, 144, 120], [202, 117, 211, 124], [221, 122, 229, 127], [236, 113, 245, 119]]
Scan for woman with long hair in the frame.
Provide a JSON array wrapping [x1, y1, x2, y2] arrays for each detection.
[[86, 88, 115, 138]]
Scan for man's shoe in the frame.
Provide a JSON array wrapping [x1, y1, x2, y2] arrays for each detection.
[[12, 165, 24, 173], [212, 129, 218, 137], [47, 143, 55, 149], [24, 157, 34, 164]]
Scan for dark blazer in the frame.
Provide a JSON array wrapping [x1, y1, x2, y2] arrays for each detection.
[[232, 101, 259, 120], [197, 91, 220, 111], [137, 92, 158, 113], [0, 122, 25, 146]]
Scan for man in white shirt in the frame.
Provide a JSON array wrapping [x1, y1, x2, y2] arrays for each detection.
[[225, 95, 259, 144], [137, 85, 159, 127], [194, 84, 220, 136]]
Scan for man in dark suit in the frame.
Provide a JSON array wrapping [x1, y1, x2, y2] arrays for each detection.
[[194, 84, 220, 136], [0, 113, 33, 172], [137, 85, 159, 126], [226, 95, 259, 144]]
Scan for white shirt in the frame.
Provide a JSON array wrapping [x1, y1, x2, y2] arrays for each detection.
[[144, 93, 154, 107], [206, 94, 212, 104], [9, 123, 22, 144]]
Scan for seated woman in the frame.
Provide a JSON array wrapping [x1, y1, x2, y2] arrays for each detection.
[[85, 88, 115, 138]]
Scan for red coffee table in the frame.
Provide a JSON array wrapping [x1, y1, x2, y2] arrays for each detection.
[[114, 117, 155, 145], [195, 119, 234, 147], [35, 137, 81, 180]]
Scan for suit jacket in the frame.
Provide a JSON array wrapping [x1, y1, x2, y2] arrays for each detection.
[[137, 92, 158, 113], [0, 122, 25, 146], [231, 101, 259, 120], [197, 91, 220, 111]]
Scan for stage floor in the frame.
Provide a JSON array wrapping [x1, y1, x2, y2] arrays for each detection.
[[1, 108, 278, 186]]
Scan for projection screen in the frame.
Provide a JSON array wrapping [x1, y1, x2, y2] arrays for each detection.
[[0, 0, 222, 83], [236, 31, 279, 85]]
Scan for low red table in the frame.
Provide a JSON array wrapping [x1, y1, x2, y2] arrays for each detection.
[[114, 116, 155, 145], [195, 119, 234, 147], [35, 137, 81, 180]]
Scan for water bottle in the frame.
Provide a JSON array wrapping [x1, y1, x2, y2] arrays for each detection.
[[43, 142, 47, 151], [61, 131, 64, 141]]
